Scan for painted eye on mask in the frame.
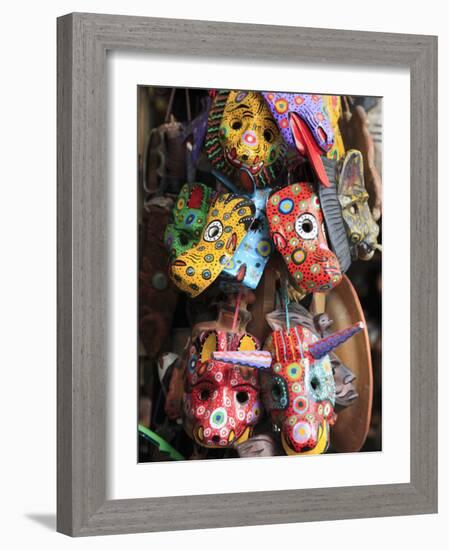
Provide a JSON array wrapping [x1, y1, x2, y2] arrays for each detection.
[[295, 213, 318, 240], [203, 220, 223, 242]]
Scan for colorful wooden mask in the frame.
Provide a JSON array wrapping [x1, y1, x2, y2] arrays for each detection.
[[262, 322, 363, 455], [220, 189, 273, 290], [169, 193, 255, 297], [262, 92, 334, 187], [323, 95, 345, 161], [338, 150, 381, 260], [262, 92, 334, 153], [164, 182, 213, 259], [267, 182, 342, 294], [204, 90, 286, 190], [182, 329, 267, 448]]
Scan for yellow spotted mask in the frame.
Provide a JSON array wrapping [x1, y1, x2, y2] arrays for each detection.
[[205, 90, 286, 191], [169, 193, 256, 297]]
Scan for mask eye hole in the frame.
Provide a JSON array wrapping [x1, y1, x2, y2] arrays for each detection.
[[236, 391, 249, 404], [271, 377, 288, 409], [231, 120, 242, 130], [263, 128, 274, 143], [203, 220, 223, 242], [271, 383, 281, 399], [349, 204, 358, 215], [199, 388, 212, 401], [310, 377, 320, 391], [295, 213, 318, 240]]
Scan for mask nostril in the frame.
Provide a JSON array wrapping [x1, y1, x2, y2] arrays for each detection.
[[211, 435, 220, 444]]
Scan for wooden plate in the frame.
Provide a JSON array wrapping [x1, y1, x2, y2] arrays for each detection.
[[312, 275, 373, 452]]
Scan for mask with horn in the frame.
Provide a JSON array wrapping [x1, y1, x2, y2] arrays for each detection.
[[182, 328, 271, 448], [262, 321, 363, 455]]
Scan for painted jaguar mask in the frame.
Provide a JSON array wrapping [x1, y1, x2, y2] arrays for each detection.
[[220, 188, 273, 290], [204, 90, 285, 190], [164, 182, 213, 259], [262, 322, 363, 455], [169, 193, 255, 297], [338, 149, 381, 261], [183, 329, 269, 448], [267, 182, 342, 294]]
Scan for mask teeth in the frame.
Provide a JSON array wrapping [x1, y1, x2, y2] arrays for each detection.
[[308, 322, 364, 359]]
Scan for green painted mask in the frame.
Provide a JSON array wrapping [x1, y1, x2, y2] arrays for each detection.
[[164, 183, 213, 260]]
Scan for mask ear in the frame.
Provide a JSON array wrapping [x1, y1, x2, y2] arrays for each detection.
[[199, 331, 218, 362], [237, 333, 259, 351], [338, 149, 364, 196]]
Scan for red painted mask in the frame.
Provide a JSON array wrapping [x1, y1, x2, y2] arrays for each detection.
[[262, 322, 363, 455], [267, 182, 342, 293], [182, 330, 267, 448]]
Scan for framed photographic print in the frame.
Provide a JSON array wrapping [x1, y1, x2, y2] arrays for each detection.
[[57, 13, 437, 536]]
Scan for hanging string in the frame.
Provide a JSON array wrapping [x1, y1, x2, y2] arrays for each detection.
[[211, 169, 240, 194], [231, 292, 242, 333], [185, 88, 192, 122], [164, 88, 176, 122], [281, 277, 291, 332]]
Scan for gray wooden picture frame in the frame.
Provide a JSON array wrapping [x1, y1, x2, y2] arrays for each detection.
[[57, 12, 438, 537]]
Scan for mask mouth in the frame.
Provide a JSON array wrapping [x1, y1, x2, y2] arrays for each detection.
[[224, 147, 264, 175], [193, 423, 246, 448], [358, 240, 382, 261], [193, 425, 222, 448], [358, 241, 376, 261], [281, 420, 329, 455], [323, 264, 343, 280], [281, 430, 317, 455]]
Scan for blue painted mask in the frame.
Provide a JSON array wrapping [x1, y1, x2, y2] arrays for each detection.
[[220, 189, 273, 290]]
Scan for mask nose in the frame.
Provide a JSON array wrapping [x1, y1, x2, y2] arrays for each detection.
[[241, 130, 258, 148], [286, 420, 317, 452]]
